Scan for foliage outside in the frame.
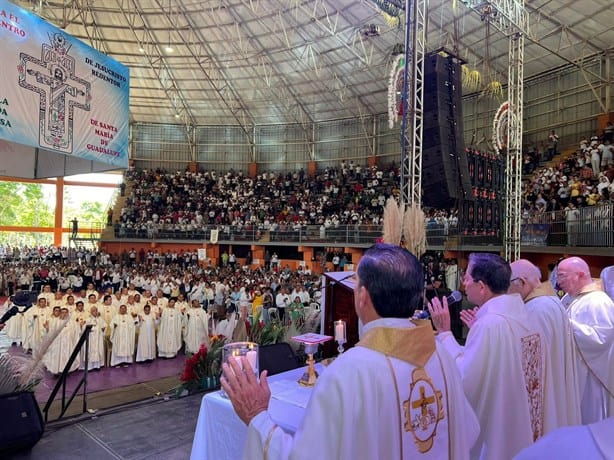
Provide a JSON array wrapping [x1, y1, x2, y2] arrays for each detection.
[[0, 181, 110, 247]]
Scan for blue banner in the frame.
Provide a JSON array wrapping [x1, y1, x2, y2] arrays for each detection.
[[521, 223, 549, 245], [0, 0, 129, 168]]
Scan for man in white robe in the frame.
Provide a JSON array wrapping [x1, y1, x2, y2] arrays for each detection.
[[184, 301, 210, 354], [221, 244, 479, 460], [80, 306, 107, 370], [44, 308, 80, 375], [136, 304, 158, 362], [157, 299, 183, 358], [557, 256, 614, 423], [110, 304, 138, 366], [508, 259, 582, 429], [429, 253, 549, 460], [23, 298, 51, 352], [514, 416, 614, 460], [100, 294, 117, 338]]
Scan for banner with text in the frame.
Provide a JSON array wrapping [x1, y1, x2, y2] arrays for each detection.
[[0, 0, 129, 169]]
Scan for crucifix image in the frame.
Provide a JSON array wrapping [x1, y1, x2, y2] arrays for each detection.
[[18, 32, 91, 154]]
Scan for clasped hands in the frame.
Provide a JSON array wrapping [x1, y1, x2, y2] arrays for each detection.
[[221, 356, 270, 426]]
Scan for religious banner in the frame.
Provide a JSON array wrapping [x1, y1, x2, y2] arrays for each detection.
[[197, 248, 206, 261], [210, 228, 219, 244], [0, 0, 129, 175]]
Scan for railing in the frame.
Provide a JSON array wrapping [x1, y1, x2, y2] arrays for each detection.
[[107, 202, 614, 249], [42, 324, 92, 423]]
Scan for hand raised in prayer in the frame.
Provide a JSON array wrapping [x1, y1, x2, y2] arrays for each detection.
[[427, 296, 451, 333], [460, 307, 479, 330], [221, 356, 270, 426]]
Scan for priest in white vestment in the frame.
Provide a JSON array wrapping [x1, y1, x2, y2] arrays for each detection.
[[80, 306, 107, 370], [43, 308, 80, 375], [23, 298, 51, 352], [557, 257, 614, 424], [5, 299, 28, 346], [136, 305, 158, 362], [509, 259, 582, 429], [100, 295, 117, 338], [220, 244, 479, 460], [110, 305, 138, 366], [184, 302, 210, 354], [514, 416, 614, 460], [429, 253, 550, 460], [157, 299, 183, 358]]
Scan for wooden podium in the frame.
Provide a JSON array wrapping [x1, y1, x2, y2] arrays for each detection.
[[321, 271, 358, 357]]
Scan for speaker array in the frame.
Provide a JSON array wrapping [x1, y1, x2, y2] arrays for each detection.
[[421, 53, 472, 208]]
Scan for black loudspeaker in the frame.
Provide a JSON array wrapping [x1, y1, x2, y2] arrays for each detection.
[[0, 392, 44, 455], [259, 343, 300, 376], [422, 53, 472, 208]]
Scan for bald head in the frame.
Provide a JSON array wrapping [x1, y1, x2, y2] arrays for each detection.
[[509, 259, 542, 299], [511, 260, 542, 284], [557, 257, 592, 296]]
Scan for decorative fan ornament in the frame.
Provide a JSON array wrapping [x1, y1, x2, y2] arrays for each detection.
[[388, 54, 405, 129], [493, 101, 517, 154]]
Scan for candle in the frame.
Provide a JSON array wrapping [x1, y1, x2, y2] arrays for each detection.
[[232, 353, 243, 370], [335, 321, 345, 341], [245, 350, 258, 372]]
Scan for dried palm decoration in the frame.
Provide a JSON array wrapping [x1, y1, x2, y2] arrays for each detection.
[[382, 197, 426, 257], [403, 203, 426, 257], [0, 318, 68, 395], [382, 197, 404, 246]]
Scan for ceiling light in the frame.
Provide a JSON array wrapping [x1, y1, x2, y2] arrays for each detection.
[[165, 45, 174, 53], [138, 47, 145, 53], [175, 113, 180, 118]]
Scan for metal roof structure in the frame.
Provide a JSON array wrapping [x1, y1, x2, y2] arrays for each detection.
[[16, 0, 614, 127]]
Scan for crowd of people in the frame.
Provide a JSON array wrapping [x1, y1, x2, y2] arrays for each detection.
[[115, 163, 400, 240], [0, 250, 324, 376], [222, 245, 614, 460], [522, 133, 614, 216]]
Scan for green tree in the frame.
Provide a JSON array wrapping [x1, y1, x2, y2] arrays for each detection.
[[0, 182, 54, 246]]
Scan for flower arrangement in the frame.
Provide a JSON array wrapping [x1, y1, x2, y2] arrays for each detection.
[[178, 335, 226, 393]]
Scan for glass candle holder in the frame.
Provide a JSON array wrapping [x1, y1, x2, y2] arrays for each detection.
[[221, 341, 259, 398], [334, 319, 346, 354]]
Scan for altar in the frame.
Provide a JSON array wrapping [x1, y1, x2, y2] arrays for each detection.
[[190, 364, 325, 460]]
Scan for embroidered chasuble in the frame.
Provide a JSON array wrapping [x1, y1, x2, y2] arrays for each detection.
[[438, 293, 549, 460], [242, 318, 479, 460]]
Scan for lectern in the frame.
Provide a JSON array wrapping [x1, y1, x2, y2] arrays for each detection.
[[321, 272, 358, 357]]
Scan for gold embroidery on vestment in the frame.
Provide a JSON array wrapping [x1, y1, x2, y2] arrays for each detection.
[[521, 333, 544, 441], [403, 367, 444, 453]]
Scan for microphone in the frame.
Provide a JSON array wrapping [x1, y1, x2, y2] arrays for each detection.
[[446, 290, 463, 304]]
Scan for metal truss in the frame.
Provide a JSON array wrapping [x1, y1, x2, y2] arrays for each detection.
[[461, 0, 528, 261], [400, 0, 427, 208]]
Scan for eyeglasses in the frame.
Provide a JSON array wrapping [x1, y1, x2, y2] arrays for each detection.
[[510, 277, 524, 284]]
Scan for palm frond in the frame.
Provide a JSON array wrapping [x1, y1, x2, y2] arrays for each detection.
[[17, 318, 68, 390], [382, 197, 403, 245], [402, 203, 426, 257]]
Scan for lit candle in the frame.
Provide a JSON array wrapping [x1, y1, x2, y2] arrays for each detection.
[[232, 352, 243, 370], [335, 321, 345, 341], [246, 350, 258, 372]]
